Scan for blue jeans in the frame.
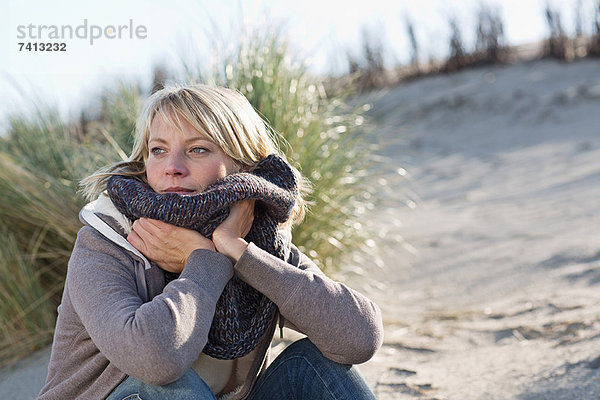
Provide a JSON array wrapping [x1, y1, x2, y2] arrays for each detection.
[[107, 338, 376, 399]]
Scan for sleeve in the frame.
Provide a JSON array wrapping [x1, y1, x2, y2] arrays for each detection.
[[66, 226, 234, 385], [234, 242, 384, 365]]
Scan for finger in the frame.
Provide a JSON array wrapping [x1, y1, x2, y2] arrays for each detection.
[[244, 200, 255, 219], [127, 229, 148, 254], [132, 219, 155, 241], [244, 199, 255, 215], [138, 218, 172, 236], [243, 198, 255, 217], [132, 220, 166, 256], [228, 203, 250, 226], [130, 221, 175, 262], [142, 218, 171, 229], [232, 199, 254, 217], [237, 200, 254, 237]]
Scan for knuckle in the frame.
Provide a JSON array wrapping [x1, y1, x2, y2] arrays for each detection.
[[163, 223, 175, 233]]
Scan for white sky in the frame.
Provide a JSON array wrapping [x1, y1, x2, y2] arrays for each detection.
[[0, 0, 595, 126]]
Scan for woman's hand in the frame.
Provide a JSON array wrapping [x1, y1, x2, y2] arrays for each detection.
[[127, 218, 215, 274], [212, 200, 255, 263]]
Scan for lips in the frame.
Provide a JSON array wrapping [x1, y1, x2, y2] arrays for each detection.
[[162, 187, 196, 195]]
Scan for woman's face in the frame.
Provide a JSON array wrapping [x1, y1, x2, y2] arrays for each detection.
[[146, 113, 237, 195]]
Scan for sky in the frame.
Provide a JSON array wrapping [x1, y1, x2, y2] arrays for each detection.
[[1, 0, 596, 127]]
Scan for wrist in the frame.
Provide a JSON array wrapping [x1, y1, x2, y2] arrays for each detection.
[[183, 240, 215, 263], [191, 236, 216, 252], [214, 235, 249, 263]]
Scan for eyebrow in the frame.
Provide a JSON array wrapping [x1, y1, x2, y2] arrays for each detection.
[[148, 137, 213, 145]]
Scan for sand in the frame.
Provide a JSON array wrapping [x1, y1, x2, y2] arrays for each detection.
[[348, 58, 600, 399], [2, 58, 600, 399]]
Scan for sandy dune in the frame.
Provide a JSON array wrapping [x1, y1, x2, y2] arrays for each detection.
[[352, 58, 600, 399]]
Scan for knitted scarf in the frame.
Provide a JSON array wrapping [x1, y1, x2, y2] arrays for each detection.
[[106, 154, 298, 360]]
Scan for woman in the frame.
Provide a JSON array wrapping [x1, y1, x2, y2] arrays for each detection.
[[38, 84, 383, 399]]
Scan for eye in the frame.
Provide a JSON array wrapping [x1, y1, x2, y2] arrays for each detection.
[[191, 147, 208, 154], [150, 147, 166, 156]]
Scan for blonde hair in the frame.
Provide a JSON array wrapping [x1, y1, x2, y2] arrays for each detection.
[[81, 84, 307, 225]]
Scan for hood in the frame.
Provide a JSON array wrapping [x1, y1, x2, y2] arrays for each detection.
[[80, 193, 151, 271]]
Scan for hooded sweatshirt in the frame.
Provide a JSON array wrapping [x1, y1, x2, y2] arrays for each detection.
[[38, 194, 384, 399]]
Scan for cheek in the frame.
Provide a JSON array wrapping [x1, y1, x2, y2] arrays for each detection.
[[207, 164, 229, 182], [145, 160, 160, 191], [224, 157, 239, 175], [199, 161, 235, 186], [221, 158, 240, 178]]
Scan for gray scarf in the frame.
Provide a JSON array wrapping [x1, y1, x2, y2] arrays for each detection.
[[106, 154, 297, 359]]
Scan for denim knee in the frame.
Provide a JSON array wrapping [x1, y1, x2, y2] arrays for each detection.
[[107, 369, 216, 400], [248, 338, 375, 400], [281, 338, 347, 366]]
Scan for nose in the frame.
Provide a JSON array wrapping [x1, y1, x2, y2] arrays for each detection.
[[164, 152, 189, 176]]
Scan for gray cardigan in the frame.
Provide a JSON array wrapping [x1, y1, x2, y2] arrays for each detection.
[[38, 199, 384, 399]]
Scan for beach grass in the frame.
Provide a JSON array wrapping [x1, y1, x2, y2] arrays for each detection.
[[0, 228, 57, 365]]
